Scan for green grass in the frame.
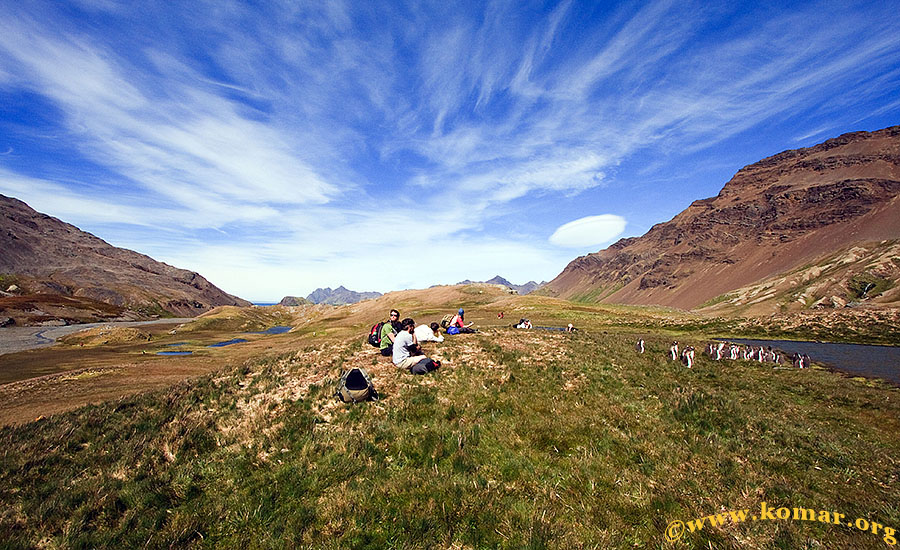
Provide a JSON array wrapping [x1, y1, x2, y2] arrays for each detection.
[[2, 325, 898, 549], [0, 273, 20, 290], [133, 300, 177, 318], [698, 292, 738, 309], [570, 282, 624, 303]]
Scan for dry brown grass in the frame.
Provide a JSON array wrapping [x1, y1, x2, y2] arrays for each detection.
[[2, 283, 896, 429]]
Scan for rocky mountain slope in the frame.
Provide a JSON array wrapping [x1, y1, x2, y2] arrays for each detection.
[[0, 194, 250, 320], [542, 126, 900, 312], [305, 286, 382, 305]]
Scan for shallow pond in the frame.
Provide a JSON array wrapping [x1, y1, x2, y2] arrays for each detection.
[[724, 338, 900, 385], [207, 338, 248, 348], [246, 326, 292, 335]]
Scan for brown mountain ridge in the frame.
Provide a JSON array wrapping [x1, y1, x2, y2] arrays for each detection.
[[542, 126, 900, 313], [1, 194, 249, 324]]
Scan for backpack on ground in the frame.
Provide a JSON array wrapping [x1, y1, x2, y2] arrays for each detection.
[[367, 322, 385, 347], [335, 367, 378, 403], [440, 314, 454, 329]]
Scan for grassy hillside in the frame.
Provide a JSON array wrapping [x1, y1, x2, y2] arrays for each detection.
[[2, 320, 898, 548]]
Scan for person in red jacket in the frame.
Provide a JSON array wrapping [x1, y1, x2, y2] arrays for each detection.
[[447, 308, 476, 334]]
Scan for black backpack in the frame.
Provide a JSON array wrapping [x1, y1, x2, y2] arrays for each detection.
[[335, 367, 378, 402], [367, 322, 385, 347]]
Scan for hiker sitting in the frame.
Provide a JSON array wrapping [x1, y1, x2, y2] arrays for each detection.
[[393, 318, 441, 374], [414, 322, 445, 343], [447, 308, 476, 334], [515, 318, 532, 329], [379, 309, 401, 357]]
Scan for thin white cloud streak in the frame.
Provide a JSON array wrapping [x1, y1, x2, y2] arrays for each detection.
[[0, 169, 175, 228], [0, 13, 338, 217], [0, 169, 279, 231], [401, 0, 900, 203]]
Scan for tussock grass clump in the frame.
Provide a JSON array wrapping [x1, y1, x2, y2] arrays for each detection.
[[59, 326, 152, 347], [179, 305, 298, 333], [1, 329, 899, 548]]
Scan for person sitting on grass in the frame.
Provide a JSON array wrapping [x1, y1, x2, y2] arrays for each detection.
[[447, 308, 476, 334], [393, 318, 441, 374], [379, 309, 401, 357], [414, 322, 444, 343]]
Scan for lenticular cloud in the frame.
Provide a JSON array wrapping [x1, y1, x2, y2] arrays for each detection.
[[549, 214, 626, 248]]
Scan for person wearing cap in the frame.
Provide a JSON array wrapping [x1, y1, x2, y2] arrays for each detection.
[[447, 308, 476, 334]]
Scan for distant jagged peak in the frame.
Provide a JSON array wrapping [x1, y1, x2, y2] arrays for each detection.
[[305, 285, 382, 305], [484, 275, 513, 287], [456, 276, 546, 295]]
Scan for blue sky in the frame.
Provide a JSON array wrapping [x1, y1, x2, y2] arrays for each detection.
[[0, 1, 898, 302]]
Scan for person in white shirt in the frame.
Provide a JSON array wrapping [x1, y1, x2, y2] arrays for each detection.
[[393, 318, 441, 374], [414, 322, 444, 343]]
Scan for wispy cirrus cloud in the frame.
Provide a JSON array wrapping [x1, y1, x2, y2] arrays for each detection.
[[0, 10, 338, 216], [0, 0, 898, 300]]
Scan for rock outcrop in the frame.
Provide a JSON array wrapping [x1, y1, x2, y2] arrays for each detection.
[[278, 296, 312, 306], [305, 286, 382, 305], [542, 126, 900, 311]]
